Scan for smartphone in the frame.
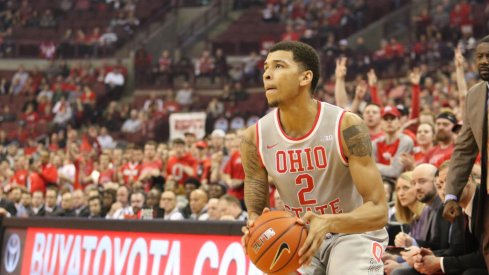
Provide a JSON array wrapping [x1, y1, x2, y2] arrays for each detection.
[[386, 246, 410, 255]]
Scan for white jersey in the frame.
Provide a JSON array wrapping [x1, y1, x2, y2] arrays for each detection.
[[256, 101, 363, 218]]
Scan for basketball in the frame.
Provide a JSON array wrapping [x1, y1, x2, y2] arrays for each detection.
[[246, 210, 307, 274]]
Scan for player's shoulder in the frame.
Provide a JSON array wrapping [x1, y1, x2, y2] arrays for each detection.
[[339, 111, 364, 130], [241, 124, 257, 147]]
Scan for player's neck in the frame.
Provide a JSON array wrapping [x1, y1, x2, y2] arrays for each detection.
[[278, 98, 318, 138]]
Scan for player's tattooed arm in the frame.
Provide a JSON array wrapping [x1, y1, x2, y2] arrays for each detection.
[[240, 126, 269, 219], [342, 122, 372, 157]]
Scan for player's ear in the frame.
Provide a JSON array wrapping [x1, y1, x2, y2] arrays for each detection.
[[300, 70, 313, 87]]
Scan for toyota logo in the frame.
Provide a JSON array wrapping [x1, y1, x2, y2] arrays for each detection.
[[4, 234, 20, 273]]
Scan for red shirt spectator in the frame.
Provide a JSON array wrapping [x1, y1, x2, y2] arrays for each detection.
[[120, 162, 141, 186], [10, 169, 28, 187], [166, 153, 196, 186], [223, 150, 245, 200], [424, 144, 454, 168]]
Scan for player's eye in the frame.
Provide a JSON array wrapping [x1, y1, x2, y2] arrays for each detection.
[[275, 64, 283, 69]]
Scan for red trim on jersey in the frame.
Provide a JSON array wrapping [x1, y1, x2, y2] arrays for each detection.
[[337, 111, 348, 164], [255, 123, 265, 167], [276, 101, 321, 141]]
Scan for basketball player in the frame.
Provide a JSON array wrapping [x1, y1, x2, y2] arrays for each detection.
[[241, 41, 388, 274]]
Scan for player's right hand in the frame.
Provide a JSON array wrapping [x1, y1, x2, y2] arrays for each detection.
[[298, 211, 329, 266], [241, 208, 270, 254], [442, 200, 461, 223]]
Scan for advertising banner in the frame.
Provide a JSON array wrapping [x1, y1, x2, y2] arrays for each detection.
[[14, 228, 263, 275], [169, 112, 207, 140]]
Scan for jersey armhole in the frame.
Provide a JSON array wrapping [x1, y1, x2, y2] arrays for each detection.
[[255, 122, 265, 168], [335, 111, 349, 166]]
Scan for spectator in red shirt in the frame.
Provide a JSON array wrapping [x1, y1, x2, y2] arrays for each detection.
[[166, 138, 196, 186], [9, 156, 29, 187], [118, 146, 141, 186], [194, 141, 211, 188], [372, 106, 414, 180], [138, 141, 163, 190], [401, 122, 435, 171], [222, 129, 245, 207], [424, 111, 458, 167], [21, 102, 39, 124], [38, 150, 58, 185], [97, 153, 115, 185]]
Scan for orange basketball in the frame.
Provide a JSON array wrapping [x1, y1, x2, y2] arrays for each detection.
[[246, 211, 307, 274]]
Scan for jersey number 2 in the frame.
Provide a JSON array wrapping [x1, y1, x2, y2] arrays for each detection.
[[296, 174, 317, 205]]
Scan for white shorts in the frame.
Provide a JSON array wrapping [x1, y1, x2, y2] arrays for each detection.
[[298, 228, 388, 275]]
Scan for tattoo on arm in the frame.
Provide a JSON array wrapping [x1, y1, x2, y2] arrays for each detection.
[[240, 136, 269, 214], [343, 124, 372, 157]]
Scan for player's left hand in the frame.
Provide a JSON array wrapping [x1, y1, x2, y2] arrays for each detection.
[[298, 211, 329, 266]]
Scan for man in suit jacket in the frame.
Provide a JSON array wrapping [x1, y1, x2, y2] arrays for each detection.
[[0, 197, 17, 217], [444, 35, 489, 270]]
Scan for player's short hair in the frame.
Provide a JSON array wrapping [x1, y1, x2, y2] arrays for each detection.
[[269, 41, 320, 94]]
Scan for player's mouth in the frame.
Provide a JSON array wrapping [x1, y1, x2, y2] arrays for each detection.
[[265, 86, 277, 92]]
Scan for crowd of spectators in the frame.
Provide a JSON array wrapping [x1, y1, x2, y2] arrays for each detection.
[[0, 0, 166, 58]]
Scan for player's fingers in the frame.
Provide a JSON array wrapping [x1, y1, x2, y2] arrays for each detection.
[[298, 230, 316, 260], [262, 207, 270, 214], [301, 211, 315, 223], [300, 237, 321, 266]]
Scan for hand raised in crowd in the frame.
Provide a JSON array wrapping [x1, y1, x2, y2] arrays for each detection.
[[335, 57, 347, 80], [454, 46, 465, 69], [354, 80, 368, 100], [442, 200, 461, 223], [367, 69, 377, 86], [394, 231, 413, 247], [241, 207, 270, 254], [409, 68, 421, 85]]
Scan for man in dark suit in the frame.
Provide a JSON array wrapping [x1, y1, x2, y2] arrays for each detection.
[[416, 174, 487, 274], [0, 197, 17, 217], [444, 35, 489, 270]]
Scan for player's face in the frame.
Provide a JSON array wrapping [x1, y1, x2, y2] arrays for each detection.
[[263, 50, 304, 107], [416, 123, 434, 146], [475, 42, 489, 81], [396, 177, 416, 207], [362, 105, 381, 128]]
